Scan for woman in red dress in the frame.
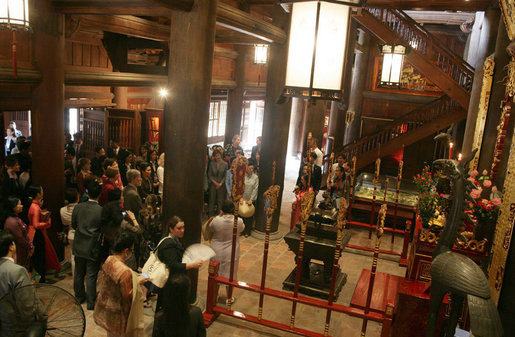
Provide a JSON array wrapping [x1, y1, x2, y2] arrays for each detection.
[[27, 184, 61, 283]]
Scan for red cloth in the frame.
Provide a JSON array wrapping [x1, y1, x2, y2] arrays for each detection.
[[28, 201, 61, 271], [100, 177, 120, 206]]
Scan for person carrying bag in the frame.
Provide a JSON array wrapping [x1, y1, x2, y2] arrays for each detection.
[[142, 236, 171, 289]]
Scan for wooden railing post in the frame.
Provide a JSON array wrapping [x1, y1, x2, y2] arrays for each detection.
[[399, 220, 412, 267], [204, 261, 220, 327], [380, 301, 395, 337]]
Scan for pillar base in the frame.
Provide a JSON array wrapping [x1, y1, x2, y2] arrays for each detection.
[[250, 229, 284, 241]]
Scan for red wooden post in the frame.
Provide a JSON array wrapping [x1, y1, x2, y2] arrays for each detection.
[[204, 261, 220, 326], [228, 156, 248, 310], [392, 160, 403, 244], [399, 220, 411, 267], [380, 301, 394, 337], [346, 156, 357, 228], [258, 165, 280, 320], [324, 200, 348, 336], [361, 204, 387, 336], [290, 191, 315, 329], [368, 158, 381, 239]]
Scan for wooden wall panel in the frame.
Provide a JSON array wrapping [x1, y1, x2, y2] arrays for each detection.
[[65, 39, 112, 71], [212, 56, 234, 80], [362, 97, 423, 120], [0, 30, 32, 68]]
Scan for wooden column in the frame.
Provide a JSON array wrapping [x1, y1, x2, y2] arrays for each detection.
[[326, 101, 341, 155], [462, 9, 501, 156], [343, 28, 370, 147], [224, 46, 246, 146], [303, 100, 326, 151], [254, 4, 290, 236], [113, 86, 128, 109], [162, 0, 217, 301], [287, 97, 306, 157], [31, 0, 65, 258], [477, 17, 511, 180]]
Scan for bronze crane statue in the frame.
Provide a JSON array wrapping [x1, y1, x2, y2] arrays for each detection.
[[426, 150, 503, 337]]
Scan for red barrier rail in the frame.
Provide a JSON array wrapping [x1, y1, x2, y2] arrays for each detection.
[[204, 261, 394, 337]]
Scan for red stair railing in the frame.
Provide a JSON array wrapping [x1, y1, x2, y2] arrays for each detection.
[[364, 8, 474, 92], [336, 95, 459, 161]]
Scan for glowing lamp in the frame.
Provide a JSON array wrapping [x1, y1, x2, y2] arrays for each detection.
[[0, 0, 30, 29], [282, 0, 362, 100], [159, 88, 168, 98], [380, 44, 407, 86]]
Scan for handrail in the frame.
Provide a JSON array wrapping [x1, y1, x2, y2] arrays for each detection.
[[365, 8, 474, 92], [334, 96, 458, 161]]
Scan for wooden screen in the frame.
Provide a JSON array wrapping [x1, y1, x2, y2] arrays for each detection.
[[82, 108, 105, 156], [106, 109, 137, 152]]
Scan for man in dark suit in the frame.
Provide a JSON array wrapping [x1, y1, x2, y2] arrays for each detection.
[[123, 169, 144, 221], [64, 147, 77, 188], [106, 138, 122, 160], [90, 146, 106, 178], [72, 132, 86, 159], [308, 152, 322, 197], [71, 181, 103, 310]]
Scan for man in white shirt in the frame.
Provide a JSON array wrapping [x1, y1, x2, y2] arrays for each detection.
[[311, 138, 324, 168]]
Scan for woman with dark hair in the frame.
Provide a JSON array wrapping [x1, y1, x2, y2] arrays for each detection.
[[94, 232, 147, 337], [209, 200, 244, 303], [138, 162, 153, 202], [207, 150, 228, 216], [102, 190, 141, 252], [291, 174, 313, 230], [151, 216, 202, 337], [119, 151, 134, 186], [156, 274, 206, 337], [27, 185, 61, 282], [1, 155, 22, 198], [147, 149, 160, 194], [2, 196, 32, 269]]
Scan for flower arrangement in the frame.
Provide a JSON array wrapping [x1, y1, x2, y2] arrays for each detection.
[[413, 167, 443, 229], [464, 169, 502, 240]]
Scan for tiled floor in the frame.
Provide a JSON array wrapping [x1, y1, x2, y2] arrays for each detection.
[[53, 157, 407, 336]]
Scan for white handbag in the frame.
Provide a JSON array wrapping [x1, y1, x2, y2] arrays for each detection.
[[142, 237, 170, 288]]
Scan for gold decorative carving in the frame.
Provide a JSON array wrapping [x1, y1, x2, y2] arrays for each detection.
[[488, 129, 515, 304], [417, 229, 488, 253], [299, 191, 315, 224], [231, 156, 248, 202], [500, 0, 515, 40], [470, 56, 495, 170]]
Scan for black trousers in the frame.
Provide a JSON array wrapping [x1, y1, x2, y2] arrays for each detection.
[[31, 230, 46, 282], [73, 256, 100, 309], [242, 216, 254, 236]]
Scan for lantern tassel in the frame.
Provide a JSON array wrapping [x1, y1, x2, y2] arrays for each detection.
[[12, 31, 18, 79]]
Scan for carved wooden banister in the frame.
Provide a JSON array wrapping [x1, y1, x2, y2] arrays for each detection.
[[335, 96, 458, 162], [364, 8, 474, 93]]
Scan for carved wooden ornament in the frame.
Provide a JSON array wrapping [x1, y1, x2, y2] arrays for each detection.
[[231, 156, 248, 202]]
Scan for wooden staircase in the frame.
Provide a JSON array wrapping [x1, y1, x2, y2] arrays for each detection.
[[353, 8, 473, 110], [338, 96, 466, 170]]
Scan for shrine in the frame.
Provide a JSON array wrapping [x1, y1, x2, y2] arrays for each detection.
[[0, 0, 514, 336]]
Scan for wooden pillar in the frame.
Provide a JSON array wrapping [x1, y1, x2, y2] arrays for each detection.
[[287, 97, 306, 157], [477, 16, 511, 180], [224, 46, 247, 146], [303, 99, 326, 153], [113, 86, 128, 109], [326, 101, 341, 155], [343, 28, 370, 146], [31, 0, 65, 258], [162, 0, 217, 301], [253, 4, 291, 236], [462, 9, 501, 156]]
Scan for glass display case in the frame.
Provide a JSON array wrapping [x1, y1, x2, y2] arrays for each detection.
[[353, 172, 419, 207]]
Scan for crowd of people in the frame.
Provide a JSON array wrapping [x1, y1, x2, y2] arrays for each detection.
[[0, 128, 265, 336]]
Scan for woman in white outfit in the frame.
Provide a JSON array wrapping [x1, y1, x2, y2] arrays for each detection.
[[209, 200, 244, 303]]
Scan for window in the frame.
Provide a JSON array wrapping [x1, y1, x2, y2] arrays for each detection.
[[208, 100, 227, 140], [240, 100, 264, 151]]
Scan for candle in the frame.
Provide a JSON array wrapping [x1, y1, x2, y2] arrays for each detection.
[[449, 142, 454, 160], [458, 153, 462, 161]]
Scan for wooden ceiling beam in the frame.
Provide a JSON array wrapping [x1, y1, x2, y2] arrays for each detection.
[[216, 2, 286, 43], [364, 0, 494, 11], [51, 0, 191, 14], [215, 29, 266, 45], [73, 15, 170, 41]]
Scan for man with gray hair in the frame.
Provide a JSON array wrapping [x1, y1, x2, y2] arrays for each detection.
[[123, 169, 143, 221]]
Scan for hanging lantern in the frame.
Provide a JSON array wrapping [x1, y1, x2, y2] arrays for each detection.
[[254, 44, 268, 65], [0, 0, 31, 79], [281, 0, 363, 101], [379, 44, 407, 86]]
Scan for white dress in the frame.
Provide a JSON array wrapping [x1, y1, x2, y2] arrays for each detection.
[[209, 214, 244, 278]]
